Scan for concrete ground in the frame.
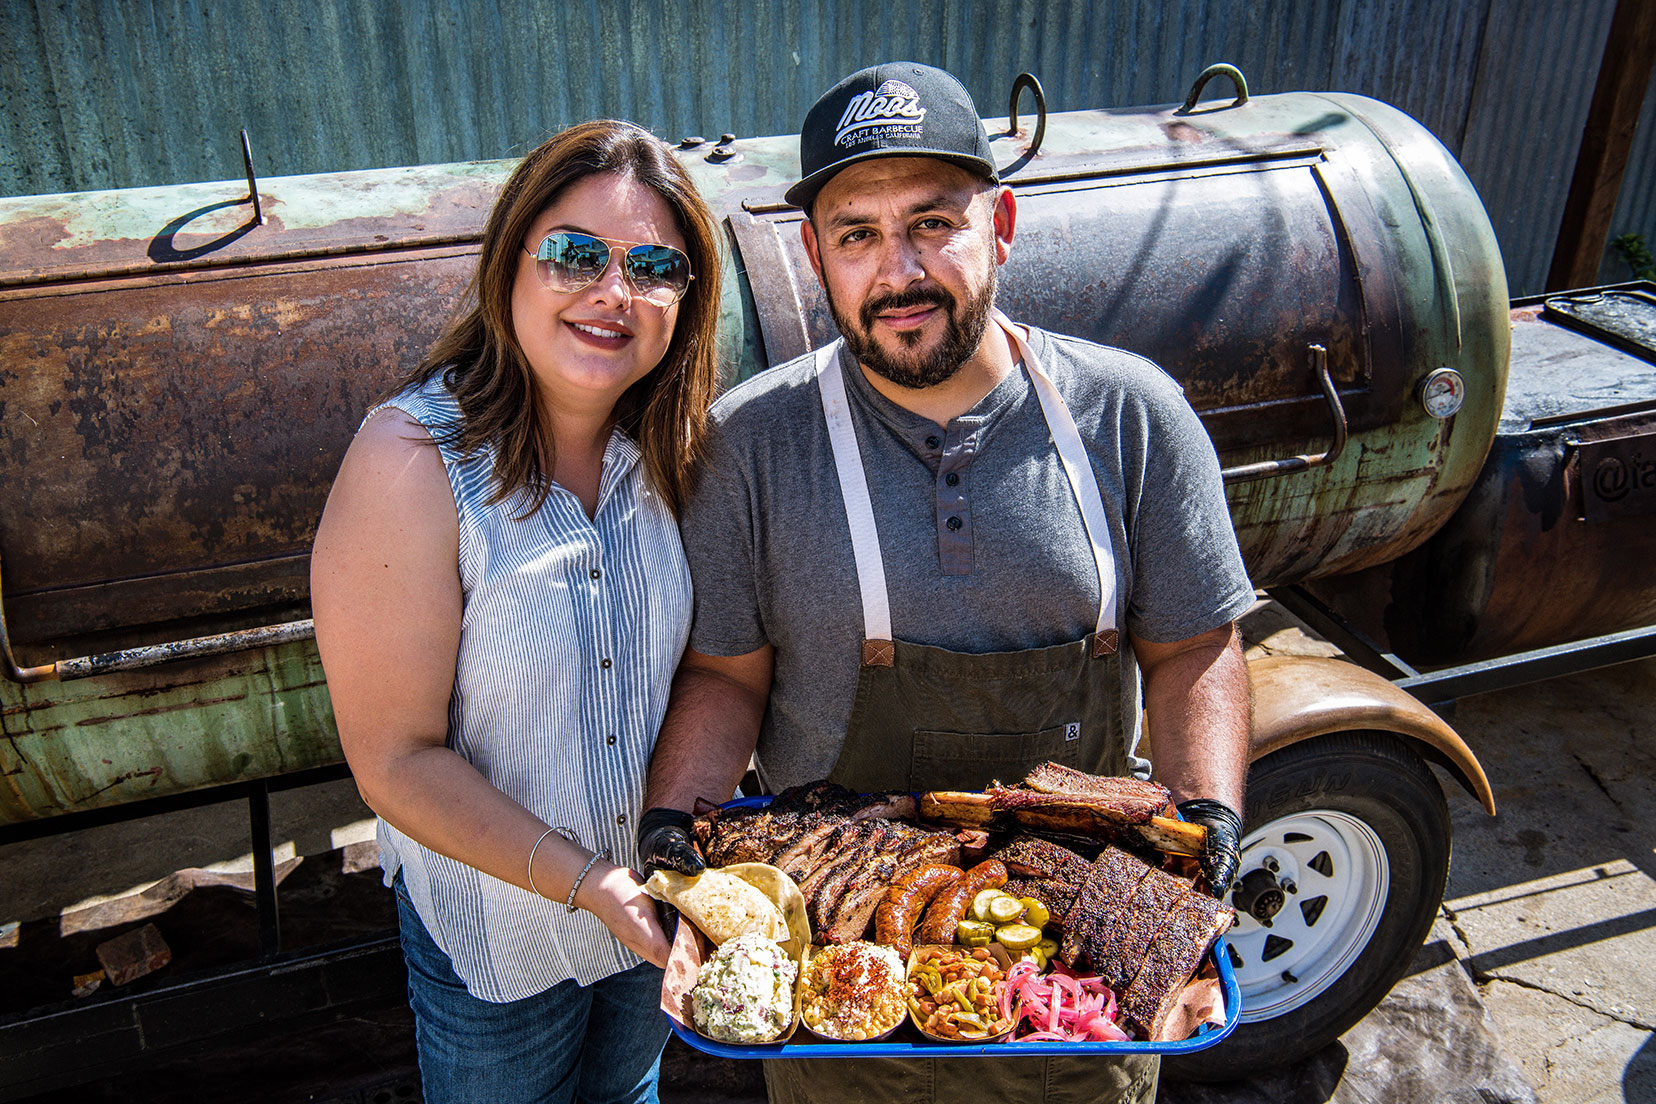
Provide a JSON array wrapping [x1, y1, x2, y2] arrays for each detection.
[[1204, 601, 1656, 1104], [1435, 651, 1656, 1103], [1, 600, 1652, 1102]]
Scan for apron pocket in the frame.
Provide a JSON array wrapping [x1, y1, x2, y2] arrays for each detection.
[[911, 724, 1083, 791]]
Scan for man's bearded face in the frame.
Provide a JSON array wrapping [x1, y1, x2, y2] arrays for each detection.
[[824, 262, 997, 390]]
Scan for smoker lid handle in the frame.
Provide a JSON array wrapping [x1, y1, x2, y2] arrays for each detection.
[[1179, 63, 1251, 114], [1007, 72, 1047, 160]]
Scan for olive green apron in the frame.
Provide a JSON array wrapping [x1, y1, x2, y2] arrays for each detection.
[[764, 317, 1156, 1104]]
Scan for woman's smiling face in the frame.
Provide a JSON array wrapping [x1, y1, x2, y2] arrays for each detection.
[[511, 171, 687, 414]]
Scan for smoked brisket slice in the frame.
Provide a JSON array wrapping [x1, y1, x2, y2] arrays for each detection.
[[809, 860, 864, 932], [795, 824, 871, 899], [773, 816, 842, 876], [770, 781, 915, 820], [821, 854, 901, 943]]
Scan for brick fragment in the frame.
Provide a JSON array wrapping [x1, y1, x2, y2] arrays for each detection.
[[95, 922, 172, 986]]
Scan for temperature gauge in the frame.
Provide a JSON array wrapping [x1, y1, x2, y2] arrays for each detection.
[[1418, 368, 1466, 419]]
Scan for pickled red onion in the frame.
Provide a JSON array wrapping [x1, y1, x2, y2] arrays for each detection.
[[1000, 958, 1131, 1042]]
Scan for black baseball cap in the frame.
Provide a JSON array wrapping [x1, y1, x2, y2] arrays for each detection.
[[785, 61, 999, 212]]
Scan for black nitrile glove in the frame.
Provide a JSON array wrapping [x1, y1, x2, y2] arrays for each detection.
[[1176, 798, 1243, 899], [637, 807, 705, 877]]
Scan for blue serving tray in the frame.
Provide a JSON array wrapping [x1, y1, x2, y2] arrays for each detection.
[[666, 795, 1242, 1058]]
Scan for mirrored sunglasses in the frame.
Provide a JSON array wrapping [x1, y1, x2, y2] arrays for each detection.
[[525, 231, 693, 306]]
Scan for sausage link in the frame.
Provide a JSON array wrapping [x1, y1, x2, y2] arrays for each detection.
[[874, 864, 963, 955], [916, 859, 1008, 945]]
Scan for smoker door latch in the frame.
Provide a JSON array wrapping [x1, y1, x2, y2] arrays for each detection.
[[1221, 344, 1349, 485]]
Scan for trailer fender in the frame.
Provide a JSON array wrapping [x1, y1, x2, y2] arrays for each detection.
[[1246, 654, 1496, 815]]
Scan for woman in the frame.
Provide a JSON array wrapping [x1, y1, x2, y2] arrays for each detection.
[[311, 120, 721, 1104]]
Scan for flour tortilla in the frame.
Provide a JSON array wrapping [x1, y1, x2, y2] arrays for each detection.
[[721, 863, 811, 960], [644, 866, 791, 948]]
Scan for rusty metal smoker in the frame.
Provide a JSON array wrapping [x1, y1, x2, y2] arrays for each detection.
[[0, 65, 1505, 816]]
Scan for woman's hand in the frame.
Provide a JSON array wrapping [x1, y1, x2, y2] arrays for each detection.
[[578, 862, 673, 968]]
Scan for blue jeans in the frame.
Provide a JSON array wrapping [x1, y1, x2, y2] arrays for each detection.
[[394, 872, 669, 1104]]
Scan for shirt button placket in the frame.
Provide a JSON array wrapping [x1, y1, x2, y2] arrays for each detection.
[[937, 425, 976, 574], [585, 534, 620, 772]]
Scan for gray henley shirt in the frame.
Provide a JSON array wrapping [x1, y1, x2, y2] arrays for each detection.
[[679, 323, 1255, 792]]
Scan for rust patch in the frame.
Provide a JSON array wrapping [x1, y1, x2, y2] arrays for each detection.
[[1, 250, 469, 648], [1162, 121, 1205, 143], [0, 215, 81, 261]]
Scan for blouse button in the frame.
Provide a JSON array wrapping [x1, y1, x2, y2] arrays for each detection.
[[925, 435, 941, 449], [600, 658, 612, 670], [946, 516, 963, 531], [590, 568, 602, 579], [606, 734, 616, 746], [616, 813, 628, 826], [945, 472, 960, 486]]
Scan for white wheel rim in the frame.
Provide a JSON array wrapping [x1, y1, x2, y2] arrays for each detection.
[[1227, 809, 1389, 1022]]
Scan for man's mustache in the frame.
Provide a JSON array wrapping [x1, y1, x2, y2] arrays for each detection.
[[858, 286, 954, 332]]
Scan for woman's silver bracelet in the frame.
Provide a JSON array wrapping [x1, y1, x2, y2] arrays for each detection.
[[527, 826, 578, 900], [566, 849, 609, 913]]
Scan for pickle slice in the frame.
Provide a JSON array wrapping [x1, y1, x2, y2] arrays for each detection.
[[955, 919, 995, 947], [969, 888, 1005, 923], [1018, 897, 1050, 930], [995, 923, 1042, 952], [986, 895, 1026, 924]]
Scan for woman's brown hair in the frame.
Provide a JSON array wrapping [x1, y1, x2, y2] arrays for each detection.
[[399, 119, 720, 515]]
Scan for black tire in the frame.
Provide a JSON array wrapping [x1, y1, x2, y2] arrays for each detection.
[[1162, 730, 1450, 1083]]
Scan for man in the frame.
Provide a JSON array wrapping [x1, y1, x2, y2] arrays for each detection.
[[639, 62, 1253, 1103]]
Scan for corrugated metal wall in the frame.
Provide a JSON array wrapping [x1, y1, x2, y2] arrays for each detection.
[[2, 0, 1651, 295], [1600, 50, 1656, 282], [1456, 0, 1614, 291]]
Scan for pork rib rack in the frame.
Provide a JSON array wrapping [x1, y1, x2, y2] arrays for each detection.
[[993, 834, 1093, 926], [692, 781, 959, 944], [1058, 842, 1234, 1040]]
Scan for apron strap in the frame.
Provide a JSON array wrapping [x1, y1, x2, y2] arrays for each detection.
[[816, 342, 895, 660], [815, 317, 1121, 664], [993, 311, 1121, 655]]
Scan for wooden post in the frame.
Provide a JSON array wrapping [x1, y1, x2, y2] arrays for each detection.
[[1546, 0, 1656, 292]]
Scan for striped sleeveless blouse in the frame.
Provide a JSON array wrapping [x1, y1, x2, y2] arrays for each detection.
[[372, 375, 691, 998]]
